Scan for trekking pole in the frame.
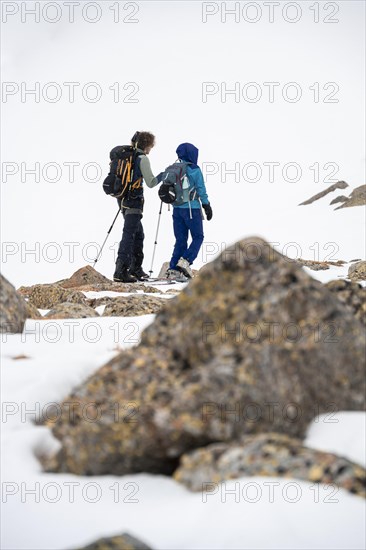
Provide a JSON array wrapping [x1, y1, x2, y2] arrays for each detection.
[[93, 208, 121, 268], [149, 201, 163, 277]]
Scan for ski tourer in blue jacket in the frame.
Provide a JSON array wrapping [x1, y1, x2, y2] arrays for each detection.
[[168, 142, 213, 279]]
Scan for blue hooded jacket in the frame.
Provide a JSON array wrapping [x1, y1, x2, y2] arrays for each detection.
[[175, 143, 209, 208]]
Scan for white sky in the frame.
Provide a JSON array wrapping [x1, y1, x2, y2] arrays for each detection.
[[1, 1, 365, 287]]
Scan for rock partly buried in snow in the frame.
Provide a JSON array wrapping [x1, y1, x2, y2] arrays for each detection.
[[173, 433, 366, 497], [326, 279, 366, 326], [18, 265, 159, 298], [74, 533, 153, 550], [102, 295, 167, 317], [299, 180, 349, 206], [295, 258, 346, 271], [0, 274, 28, 333], [26, 284, 87, 309], [158, 261, 170, 279], [56, 265, 112, 289], [332, 184, 366, 210], [47, 237, 366, 476], [45, 303, 99, 320], [348, 261, 366, 282]]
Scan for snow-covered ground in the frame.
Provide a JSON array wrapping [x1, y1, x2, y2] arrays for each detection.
[[1, 285, 365, 550]]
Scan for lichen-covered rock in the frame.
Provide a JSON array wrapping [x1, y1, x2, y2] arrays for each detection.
[[74, 533, 152, 550], [0, 274, 28, 333], [326, 279, 366, 326], [45, 303, 99, 319], [47, 237, 366, 476], [27, 284, 87, 309], [348, 261, 366, 282], [102, 295, 167, 317], [25, 301, 42, 320], [56, 265, 112, 289], [173, 433, 366, 497]]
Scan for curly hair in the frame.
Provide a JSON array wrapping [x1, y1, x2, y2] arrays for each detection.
[[135, 131, 155, 151]]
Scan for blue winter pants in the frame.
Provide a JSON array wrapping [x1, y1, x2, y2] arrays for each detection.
[[169, 208, 204, 269]]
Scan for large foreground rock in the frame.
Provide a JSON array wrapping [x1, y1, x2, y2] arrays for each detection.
[[47, 238, 366, 476], [174, 432, 366, 497], [0, 274, 28, 333]]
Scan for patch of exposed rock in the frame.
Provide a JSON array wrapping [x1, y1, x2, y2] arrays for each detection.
[[18, 266, 161, 296], [25, 301, 42, 319], [299, 181, 349, 206], [45, 303, 99, 320], [332, 184, 366, 210], [102, 295, 167, 317], [296, 259, 346, 271], [173, 432, 366, 498], [46, 237, 366, 476], [0, 274, 28, 333], [348, 261, 366, 282], [56, 265, 112, 289], [26, 284, 87, 309], [74, 533, 152, 550]]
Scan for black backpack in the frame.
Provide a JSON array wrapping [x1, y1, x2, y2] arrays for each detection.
[[103, 145, 142, 199]]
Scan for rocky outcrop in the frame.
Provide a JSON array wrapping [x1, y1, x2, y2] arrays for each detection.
[[173, 433, 366, 497], [0, 274, 28, 333], [348, 261, 366, 282], [25, 301, 42, 319], [18, 266, 161, 296], [102, 295, 167, 317], [295, 259, 346, 271], [74, 533, 152, 550], [332, 184, 366, 210], [46, 237, 366, 476], [56, 265, 112, 289], [299, 181, 349, 206], [26, 285, 87, 310], [45, 303, 99, 320], [326, 279, 366, 326]]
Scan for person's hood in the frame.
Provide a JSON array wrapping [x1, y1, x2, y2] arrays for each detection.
[[176, 143, 199, 168]]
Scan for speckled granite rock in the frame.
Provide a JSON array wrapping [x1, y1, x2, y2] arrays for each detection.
[[102, 295, 167, 317], [74, 533, 152, 550], [46, 237, 366, 476], [326, 279, 366, 326], [173, 432, 365, 497], [25, 285, 87, 309], [0, 274, 28, 333], [348, 261, 366, 282], [45, 303, 99, 319]]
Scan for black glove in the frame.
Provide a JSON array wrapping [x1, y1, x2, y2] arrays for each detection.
[[203, 203, 213, 221]]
